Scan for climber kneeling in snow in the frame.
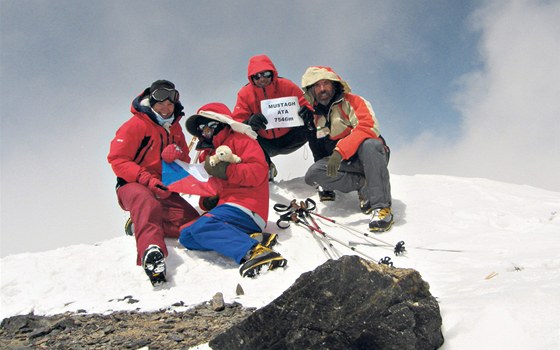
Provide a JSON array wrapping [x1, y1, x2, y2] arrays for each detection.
[[179, 102, 287, 277], [300, 66, 393, 232]]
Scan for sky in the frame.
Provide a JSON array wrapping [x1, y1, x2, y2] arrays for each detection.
[[1, 0, 559, 257], [2, 175, 559, 349]]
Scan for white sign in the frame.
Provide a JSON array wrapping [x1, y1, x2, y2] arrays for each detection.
[[260, 96, 304, 129]]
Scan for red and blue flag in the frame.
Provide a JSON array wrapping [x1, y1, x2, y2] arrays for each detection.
[[162, 160, 222, 197]]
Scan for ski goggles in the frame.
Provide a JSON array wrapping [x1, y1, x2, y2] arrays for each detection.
[[251, 71, 273, 80], [151, 88, 180, 103], [198, 120, 221, 139], [198, 120, 220, 131]]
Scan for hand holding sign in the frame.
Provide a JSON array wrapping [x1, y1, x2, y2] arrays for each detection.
[[259, 96, 304, 129], [247, 113, 268, 131]]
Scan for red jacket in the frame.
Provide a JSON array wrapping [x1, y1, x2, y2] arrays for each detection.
[[232, 54, 309, 140], [200, 127, 270, 222], [107, 90, 189, 186]]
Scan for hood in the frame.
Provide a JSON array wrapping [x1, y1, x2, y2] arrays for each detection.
[[185, 102, 257, 139], [301, 66, 352, 94], [131, 87, 185, 123], [247, 54, 278, 84]]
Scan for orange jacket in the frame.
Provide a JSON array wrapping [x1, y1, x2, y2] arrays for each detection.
[[301, 66, 382, 160]]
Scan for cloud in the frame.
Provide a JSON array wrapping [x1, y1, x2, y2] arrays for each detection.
[[391, 0, 560, 192], [0, 1, 435, 257], [2, 0, 556, 259]]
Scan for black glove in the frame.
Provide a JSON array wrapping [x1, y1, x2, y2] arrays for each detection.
[[298, 105, 315, 130], [314, 104, 329, 116], [201, 195, 219, 211], [204, 156, 230, 180], [247, 113, 268, 131], [327, 151, 342, 178]]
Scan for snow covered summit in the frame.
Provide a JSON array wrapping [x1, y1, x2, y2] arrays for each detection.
[[1, 174, 559, 349]]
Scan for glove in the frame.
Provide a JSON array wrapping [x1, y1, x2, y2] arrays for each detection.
[[200, 195, 219, 211], [327, 151, 342, 178], [298, 105, 315, 130], [247, 113, 268, 131], [204, 156, 230, 180], [314, 103, 329, 116], [162, 144, 190, 163], [137, 171, 171, 199]]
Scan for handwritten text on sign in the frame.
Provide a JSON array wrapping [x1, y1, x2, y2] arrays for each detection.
[[260, 96, 303, 129]]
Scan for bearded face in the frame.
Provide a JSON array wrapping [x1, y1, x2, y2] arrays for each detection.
[[312, 79, 336, 106]]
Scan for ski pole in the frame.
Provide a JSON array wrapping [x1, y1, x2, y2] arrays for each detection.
[[298, 201, 345, 259], [290, 213, 393, 266], [310, 208, 460, 254], [298, 221, 335, 260], [307, 207, 406, 256], [276, 199, 395, 263], [295, 212, 341, 258], [299, 200, 324, 235], [274, 202, 339, 260], [296, 197, 405, 256], [348, 241, 463, 253], [274, 199, 301, 229], [187, 136, 198, 152]]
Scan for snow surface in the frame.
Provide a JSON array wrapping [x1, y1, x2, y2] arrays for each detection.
[[1, 174, 560, 349]]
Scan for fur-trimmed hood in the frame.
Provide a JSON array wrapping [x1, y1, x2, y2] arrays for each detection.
[[301, 66, 352, 104], [185, 102, 257, 139]]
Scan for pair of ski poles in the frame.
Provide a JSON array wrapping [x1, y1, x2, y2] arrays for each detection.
[[274, 198, 404, 266]]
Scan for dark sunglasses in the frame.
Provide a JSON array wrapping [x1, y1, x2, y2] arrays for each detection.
[[252, 71, 273, 80], [151, 88, 180, 103], [198, 120, 220, 131]]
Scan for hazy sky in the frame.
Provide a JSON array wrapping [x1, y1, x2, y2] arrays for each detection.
[[1, 0, 559, 257]]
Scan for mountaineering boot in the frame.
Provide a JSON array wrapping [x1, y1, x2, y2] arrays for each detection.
[[250, 232, 278, 248], [359, 199, 372, 214], [369, 208, 394, 232], [239, 244, 287, 278], [268, 162, 278, 182], [142, 245, 166, 286], [358, 180, 372, 214], [125, 217, 134, 236], [317, 186, 335, 202]]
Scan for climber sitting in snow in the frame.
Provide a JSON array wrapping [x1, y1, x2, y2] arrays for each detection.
[[179, 102, 287, 277], [107, 80, 200, 287]]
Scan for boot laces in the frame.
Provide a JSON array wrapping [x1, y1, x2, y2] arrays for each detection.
[[373, 207, 391, 220]]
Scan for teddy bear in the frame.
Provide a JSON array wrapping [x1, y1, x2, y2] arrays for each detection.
[[208, 145, 242, 166]]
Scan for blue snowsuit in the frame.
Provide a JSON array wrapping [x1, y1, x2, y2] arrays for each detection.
[[179, 204, 261, 263]]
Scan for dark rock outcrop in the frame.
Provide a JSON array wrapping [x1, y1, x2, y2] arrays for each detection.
[[0, 302, 254, 349], [210, 255, 444, 350]]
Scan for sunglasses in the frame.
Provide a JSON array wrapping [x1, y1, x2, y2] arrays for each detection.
[[198, 120, 220, 131], [252, 71, 273, 80], [151, 88, 180, 103]]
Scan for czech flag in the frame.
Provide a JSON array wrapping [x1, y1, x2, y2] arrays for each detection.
[[162, 160, 222, 197]]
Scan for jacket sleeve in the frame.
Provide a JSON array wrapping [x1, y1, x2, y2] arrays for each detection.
[[107, 119, 148, 182], [335, 94, 380, 160], [223, 136, 268, 187], [232, 86, 254, 123]]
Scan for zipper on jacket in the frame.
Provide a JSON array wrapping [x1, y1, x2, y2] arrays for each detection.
[[135, 137, 153, 164]]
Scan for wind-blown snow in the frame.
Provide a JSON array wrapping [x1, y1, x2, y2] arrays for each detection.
[[2, 175, 559, 349]]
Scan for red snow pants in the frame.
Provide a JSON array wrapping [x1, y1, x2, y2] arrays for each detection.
[[117, 183, 200, 265]]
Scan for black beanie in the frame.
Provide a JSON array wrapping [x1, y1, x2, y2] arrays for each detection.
[[149, 80, 176, 106]]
